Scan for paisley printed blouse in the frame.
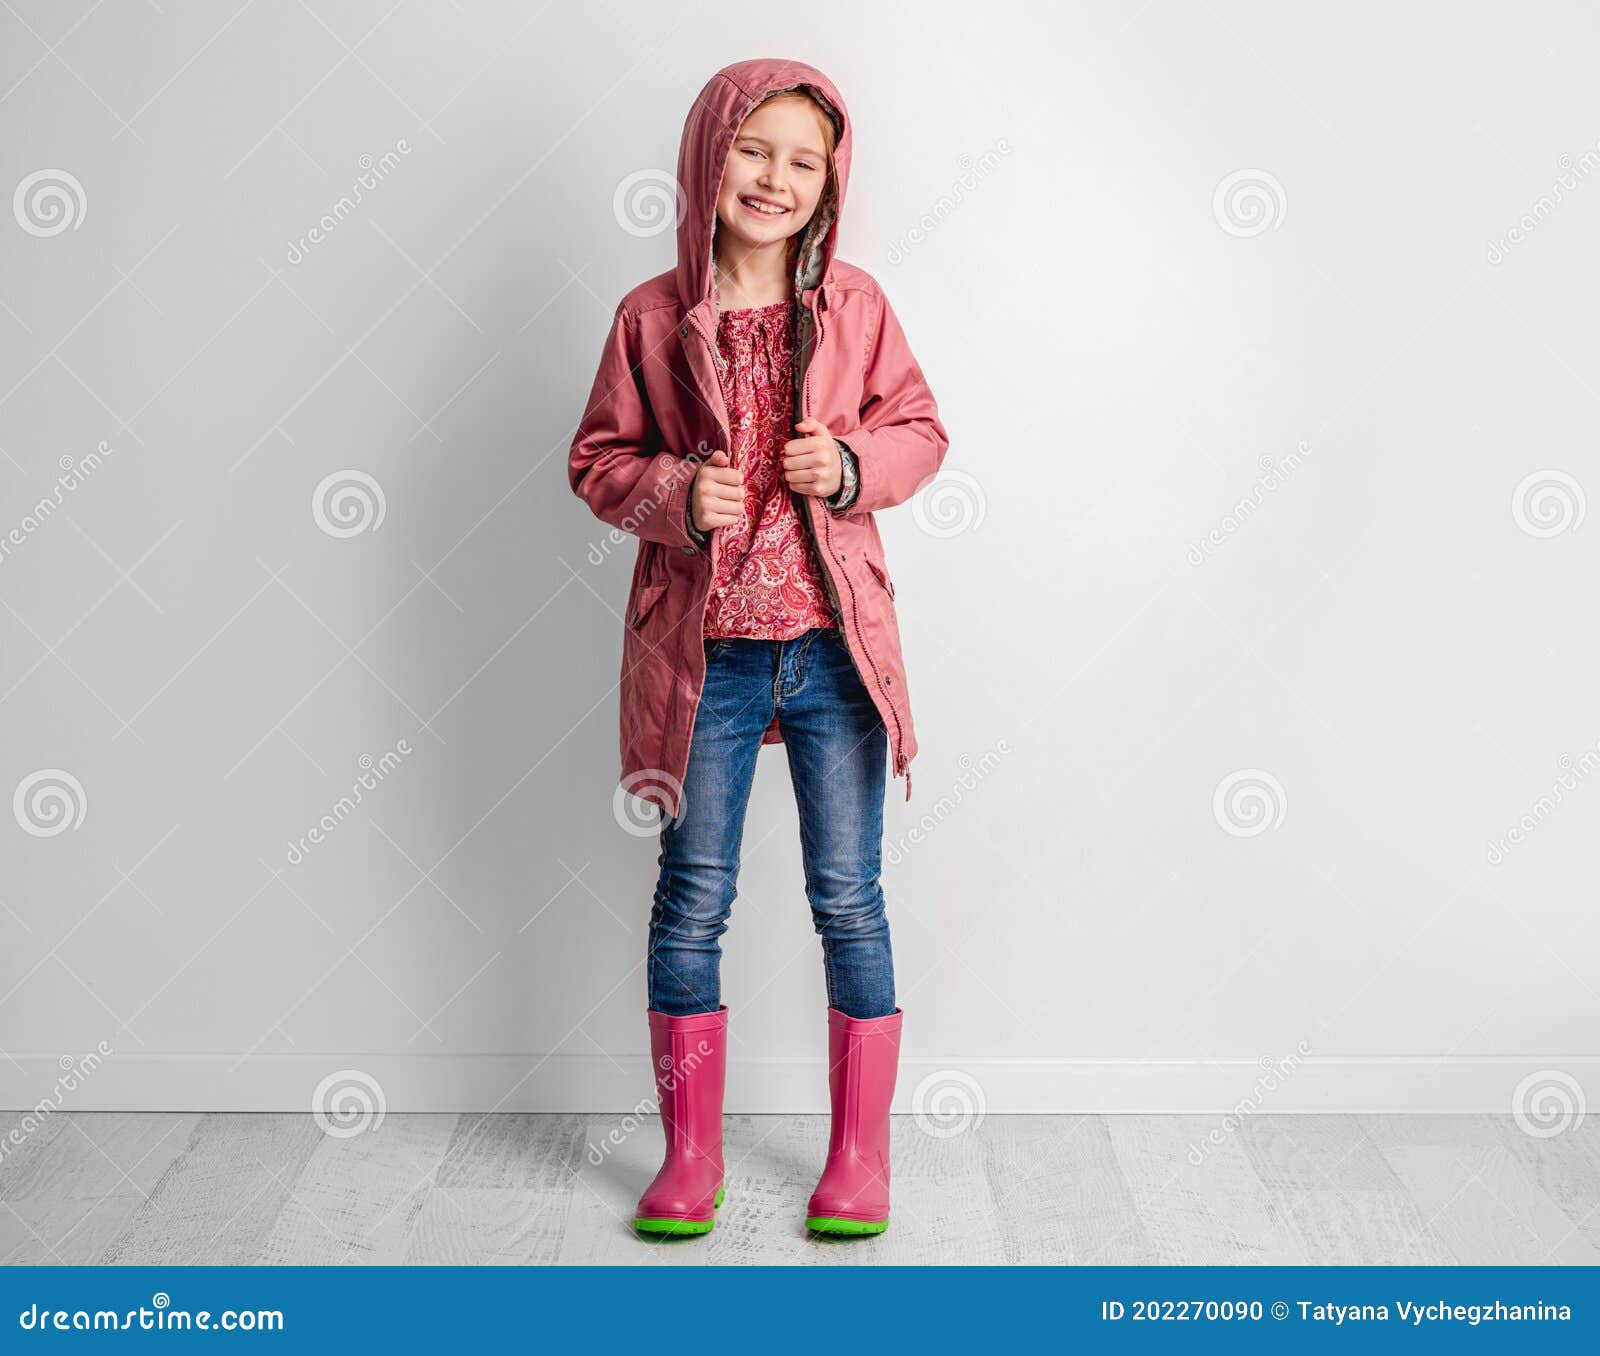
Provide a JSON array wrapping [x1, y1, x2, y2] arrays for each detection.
[[701, 299, 840, 640]]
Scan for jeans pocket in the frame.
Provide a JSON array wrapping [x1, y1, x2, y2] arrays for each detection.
[[703, 637, 732, 660]]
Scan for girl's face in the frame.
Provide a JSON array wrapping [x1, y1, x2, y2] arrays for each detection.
[[714, 96, 831, 259]]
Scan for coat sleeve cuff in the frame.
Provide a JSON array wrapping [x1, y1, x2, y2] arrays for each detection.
[[685, 503, 710, 547], [824, 439, 859, 514], [664, 454, 704, 551]]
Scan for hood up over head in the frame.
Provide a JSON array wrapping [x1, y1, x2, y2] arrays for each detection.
[[673, 59, 852, 316]]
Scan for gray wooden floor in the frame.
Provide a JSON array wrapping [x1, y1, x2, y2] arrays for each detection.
[[2, 1114, 1597, 1265]]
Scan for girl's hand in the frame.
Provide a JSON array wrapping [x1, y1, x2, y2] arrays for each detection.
[[782, 417, 842, 498], [691, 449, 744, 532]]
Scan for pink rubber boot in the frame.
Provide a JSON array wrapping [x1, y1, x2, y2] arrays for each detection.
[[806, 1007, 903, 1235], [633, 1006, 728, 1236]]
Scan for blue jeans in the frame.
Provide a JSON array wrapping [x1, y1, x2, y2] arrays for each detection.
[[648, 626, 895, 1020]]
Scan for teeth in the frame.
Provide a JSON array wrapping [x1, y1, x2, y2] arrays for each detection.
[[742, 197, 786, 215]]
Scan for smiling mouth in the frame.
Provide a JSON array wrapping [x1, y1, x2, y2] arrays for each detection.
[[739, 195, 790, 217]]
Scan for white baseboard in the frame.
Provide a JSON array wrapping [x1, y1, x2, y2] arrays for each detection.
[[5, 1054, 1595, 1114]]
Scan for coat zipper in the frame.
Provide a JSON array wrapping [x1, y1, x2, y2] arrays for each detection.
[[793, 292, 910, 796], [685, 311, 731, 580], [665, 307, 737, 812]]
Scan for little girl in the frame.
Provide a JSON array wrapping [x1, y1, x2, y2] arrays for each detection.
[[569, 58, 948, 1238]]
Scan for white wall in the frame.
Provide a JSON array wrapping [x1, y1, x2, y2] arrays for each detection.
[[3, 0, 1597, 1116]]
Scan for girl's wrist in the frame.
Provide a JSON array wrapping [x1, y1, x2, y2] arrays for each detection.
[[827, 440, 859, 511], [686, 501, 710, 545]]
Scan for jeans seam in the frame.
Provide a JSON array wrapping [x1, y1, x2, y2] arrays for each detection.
[[651, 822, 681, 1011], [778, 627, 821, 705], [796, 626, 816, 696]]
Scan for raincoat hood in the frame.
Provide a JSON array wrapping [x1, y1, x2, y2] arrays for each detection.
[[673, 59, 852, 314]]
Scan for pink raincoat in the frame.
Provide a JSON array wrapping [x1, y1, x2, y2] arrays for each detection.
[[569, 58, 949, 819]]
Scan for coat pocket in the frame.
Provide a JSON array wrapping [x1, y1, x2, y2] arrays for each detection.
[[629, 578, 669, 629], [865, 555, 895, 600], [628, 543, 670, 629]]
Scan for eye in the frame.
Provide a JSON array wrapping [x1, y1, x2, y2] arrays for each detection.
[[741, 147, 765, 160], [794, 160, 817, 172]]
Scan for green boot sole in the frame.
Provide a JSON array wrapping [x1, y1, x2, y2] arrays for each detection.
[[634, 1185, 725, 1236], [805, 1214, 888, 1236]]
